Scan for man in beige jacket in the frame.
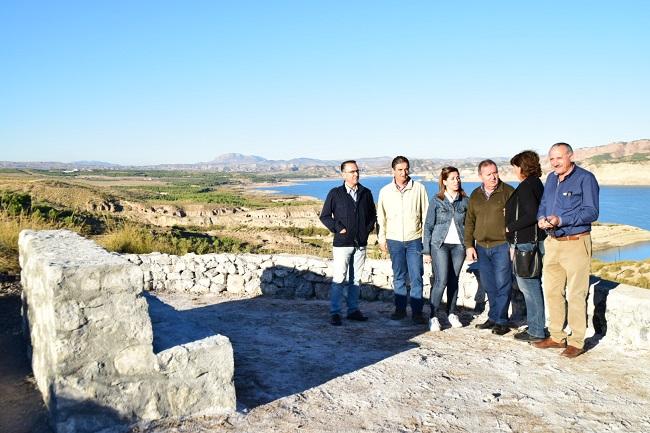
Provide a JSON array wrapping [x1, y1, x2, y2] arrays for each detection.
[[377, 156, 429, 324]]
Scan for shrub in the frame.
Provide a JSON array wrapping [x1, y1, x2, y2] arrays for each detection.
[[0, 192, 32, 215]]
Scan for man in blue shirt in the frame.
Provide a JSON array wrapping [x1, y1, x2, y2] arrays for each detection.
[[533, 142, 599, 358]]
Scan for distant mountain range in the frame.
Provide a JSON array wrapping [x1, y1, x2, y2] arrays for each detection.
[[2, 140, 648, 176]]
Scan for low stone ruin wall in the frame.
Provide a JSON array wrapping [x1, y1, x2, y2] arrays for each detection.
[[126, 250, 650, 350], [125, 251, 486, 308], [17, 230, 650, 433], [19, 230, 236, 433]]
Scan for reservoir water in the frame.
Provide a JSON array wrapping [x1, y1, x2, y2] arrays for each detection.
[[258, 177, 650, 261]]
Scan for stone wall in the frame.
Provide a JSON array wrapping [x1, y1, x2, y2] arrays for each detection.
[[19, 230, 236, 433], [126, 250, 650, 350], [18, 230, 650, 433], [125, 252, 486, 308]]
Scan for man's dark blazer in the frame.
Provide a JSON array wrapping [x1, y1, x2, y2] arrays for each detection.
[[320, 183, 377, 247]]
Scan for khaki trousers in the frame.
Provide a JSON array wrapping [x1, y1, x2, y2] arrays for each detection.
[[542, 235, 592, 349]]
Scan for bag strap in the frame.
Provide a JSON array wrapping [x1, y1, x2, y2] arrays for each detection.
[[514, 194, 538, 245], [514, 197, 519, 245]]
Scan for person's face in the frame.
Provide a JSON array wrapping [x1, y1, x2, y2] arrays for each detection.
[[342, 162, 359, 187], [549, 146, 573, 177], [392, 162, 409, 183], [479, 164, 499, 190], [443, 171, 461, 192], [512, 164, 525, 181]]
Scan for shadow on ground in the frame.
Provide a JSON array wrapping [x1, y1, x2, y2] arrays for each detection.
[[0, 287, 52, 433], [585, 275, 619, 351], [146, 266, 428, 409]]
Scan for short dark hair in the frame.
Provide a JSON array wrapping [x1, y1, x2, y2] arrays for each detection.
[[477, 159, 497, 175], [391, 156, 409, 169], [510, 150, 542, 178], [340, 160, 357, 172], [551, 142, 574, 155]]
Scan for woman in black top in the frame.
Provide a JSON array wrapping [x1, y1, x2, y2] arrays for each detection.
[[505, 151, 547, 342]]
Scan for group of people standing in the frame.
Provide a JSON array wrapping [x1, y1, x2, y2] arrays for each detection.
[[319, 142, 599, 358]]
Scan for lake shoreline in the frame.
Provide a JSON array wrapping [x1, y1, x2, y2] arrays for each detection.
[[250, 180, 650, 261]]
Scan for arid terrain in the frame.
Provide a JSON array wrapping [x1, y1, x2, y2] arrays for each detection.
[[1, 144, 650, 432], [3, 281, 649, 433], [137, 292, 649, 433]]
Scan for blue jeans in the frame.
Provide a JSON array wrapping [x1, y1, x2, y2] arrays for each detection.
[[476, 242, 512, 325], [330, 246, 366, 315], [387, 239, 424, 300], [430, 243, 465, 316], [513, 242, 546, 338]]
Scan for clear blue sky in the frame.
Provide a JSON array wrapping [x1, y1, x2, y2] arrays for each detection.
[[2, 1, 649, 165]]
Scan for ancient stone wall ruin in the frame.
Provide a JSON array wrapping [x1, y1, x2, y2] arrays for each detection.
[[126, 249, 650, 349], [19, 230, 236, 433], [125, 251, 484, 307], [17, 230, 650, 432]]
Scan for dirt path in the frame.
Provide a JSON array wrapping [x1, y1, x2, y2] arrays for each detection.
[[138, 293, 650, 433], [0, 281, 51, 433]]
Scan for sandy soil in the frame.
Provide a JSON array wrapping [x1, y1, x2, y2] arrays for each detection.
[[135, 292, 650, 433], [591, 224, 650, 251]]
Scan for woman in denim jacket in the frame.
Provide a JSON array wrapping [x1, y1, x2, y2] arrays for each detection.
[[505, 150, 547, 342], [422, 166, 469, 332]]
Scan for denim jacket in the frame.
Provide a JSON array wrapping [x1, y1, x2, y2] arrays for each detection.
[[422, 193, 469, 254]]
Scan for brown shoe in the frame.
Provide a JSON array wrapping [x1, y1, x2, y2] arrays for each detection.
[[560, 345, 585, 358], [532, 337, 567, 349]]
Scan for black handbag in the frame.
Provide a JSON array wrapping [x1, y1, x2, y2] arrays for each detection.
[[512, 198, 542, 278]]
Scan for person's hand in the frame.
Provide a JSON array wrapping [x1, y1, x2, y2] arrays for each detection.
[[423, 254, 432, 265], [339, 228, 347, 234], [546, 215, 560, 227], [538, 217, 553, 230], [466, 247, 477, 262], [379, 241, 387, 253]]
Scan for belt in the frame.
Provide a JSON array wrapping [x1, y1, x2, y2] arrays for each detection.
[[550, 231, 590, 241]]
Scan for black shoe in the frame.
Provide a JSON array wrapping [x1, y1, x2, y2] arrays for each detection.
[[491, 324, 510, 335], [513, 331, 544, 342], [330, 314, 342, 326], [412, 312, 427, 325], [347, 310, 368, 321], [390, 309, 407, 320], [475, 319, 496, 330]]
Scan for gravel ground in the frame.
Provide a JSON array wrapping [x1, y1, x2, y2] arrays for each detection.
[[3, 278, 647, 433], [135, 292, 650, 433]]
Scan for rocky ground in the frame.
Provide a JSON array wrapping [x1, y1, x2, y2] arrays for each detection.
[[133, 292, 650, 433], [2, 280, 649, 433]]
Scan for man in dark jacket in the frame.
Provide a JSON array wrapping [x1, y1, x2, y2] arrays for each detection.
[[320, 160, 377, 326]]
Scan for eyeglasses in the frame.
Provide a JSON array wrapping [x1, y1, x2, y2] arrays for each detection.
[[344, 170, 359, 174]]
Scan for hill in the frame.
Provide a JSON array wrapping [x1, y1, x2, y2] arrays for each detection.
[[1, 139, 649, 184]]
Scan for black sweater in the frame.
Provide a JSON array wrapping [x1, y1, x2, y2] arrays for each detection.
[[319, 183, 377, 247], [505, 176, 546, 244]]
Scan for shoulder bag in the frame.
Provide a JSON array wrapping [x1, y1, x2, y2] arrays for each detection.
[[512, 197, 542, 278]]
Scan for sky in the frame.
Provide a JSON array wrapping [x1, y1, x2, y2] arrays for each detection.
[[1, 1, 649, 165]]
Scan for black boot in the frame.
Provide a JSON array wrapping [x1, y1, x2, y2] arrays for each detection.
[[411, 298, 427, 325], [391, 294, 407, 320]]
